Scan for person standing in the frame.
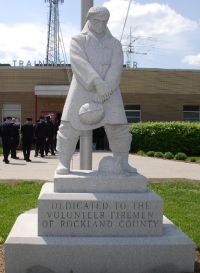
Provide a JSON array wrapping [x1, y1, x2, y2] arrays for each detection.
[[53, 118, 60, 152], [95, 126, 105, 150], [10, 118, 20, 159], [45, 116, 55, 156], [0, 117, 13, 164], [21, 118, 34, 162], [34, 116, 48, 157], [33, 119, 39, 148]]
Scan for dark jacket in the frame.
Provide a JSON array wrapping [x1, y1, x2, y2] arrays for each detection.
[[34, 121, 48, 140], [53, 121, 60, 135], [0, 121, 13, 140], [46, 120, 54, 140], [11, 123, 19, 142], [21, 123, 34, 142]]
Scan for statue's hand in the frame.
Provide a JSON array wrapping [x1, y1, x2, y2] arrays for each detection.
[[94, 78, 112, 99], [93, 93, 104, 104]]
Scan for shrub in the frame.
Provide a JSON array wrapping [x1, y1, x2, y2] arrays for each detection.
[[164, 152, 174, 159], [129, 122, 200, 155], [174, 152, 187, 161], [146, 151, 154, 157], [190, 157, 197, 162], [154, 151, 164, 158], [137, 150, 145, 155]]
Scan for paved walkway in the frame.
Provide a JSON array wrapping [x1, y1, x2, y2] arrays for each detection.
[[0, 150, 199, 181]]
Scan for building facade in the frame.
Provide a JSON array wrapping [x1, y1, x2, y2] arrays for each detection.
[[1, 66, 200, 126]]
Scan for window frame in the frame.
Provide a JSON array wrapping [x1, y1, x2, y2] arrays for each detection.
[[2, 104, 21, 127], [183, 105, 200, 122], [124, 104, 141, 124]]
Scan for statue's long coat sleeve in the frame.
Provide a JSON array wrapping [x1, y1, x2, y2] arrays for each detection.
[[61, 22, 128, 130]]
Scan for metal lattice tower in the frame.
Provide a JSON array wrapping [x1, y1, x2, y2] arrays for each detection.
[[122, 27, 147, 68], [45, 0, 64, 65]]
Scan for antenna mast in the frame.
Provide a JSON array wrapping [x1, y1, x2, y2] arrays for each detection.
[[123, 27, 147, 68], [45, 0, 64, 65]]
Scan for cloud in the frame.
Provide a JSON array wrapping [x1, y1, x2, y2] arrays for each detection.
[[181, 54, 200, 66], [21, 46, 37, 52], [0, 23, 45, 62], [0, 51, 7, 59], [0, 0, 199, 69], [104, 0, 198, 37], [0, 22, 78, 65], [102, 0, 199, 68]]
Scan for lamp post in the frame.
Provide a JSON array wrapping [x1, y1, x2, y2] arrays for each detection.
[[80, 0, 94, 170]]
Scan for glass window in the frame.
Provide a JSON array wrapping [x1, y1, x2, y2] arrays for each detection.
[[183, 106, 200, 122], [2, 104, 21, 126], [124, 105, 141, 123]]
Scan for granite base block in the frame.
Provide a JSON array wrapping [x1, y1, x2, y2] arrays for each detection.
[[54, 170, 147, 193], [38, 183, 163, 237], [5, 209, 195, 273]]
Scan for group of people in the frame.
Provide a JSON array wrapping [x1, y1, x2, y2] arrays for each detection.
[[0, 117, 19, 164], [33, 116, 59, 158], [0, 115, 60, 164]]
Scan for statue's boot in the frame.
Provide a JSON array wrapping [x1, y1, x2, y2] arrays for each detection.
[[109, 137, 137, 173], [56, 132, 79, 175]]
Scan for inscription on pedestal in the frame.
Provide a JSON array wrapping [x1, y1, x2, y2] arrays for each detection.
[[38, 188, 163, 237], [42, 201, 159, 229]]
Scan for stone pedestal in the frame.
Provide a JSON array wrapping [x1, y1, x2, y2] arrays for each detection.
[[38, 183, 163, 237], [5, 171, 195, 273], [5, 210, 195, 273], [54, 171, 147, 193]]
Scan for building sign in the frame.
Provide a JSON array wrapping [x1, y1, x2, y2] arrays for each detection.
[[12, 60, 69, 67]]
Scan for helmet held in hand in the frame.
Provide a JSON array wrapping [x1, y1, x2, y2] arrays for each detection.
[[79, 101, 105, 125]]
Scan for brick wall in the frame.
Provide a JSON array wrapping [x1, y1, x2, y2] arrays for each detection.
[[122, 93, 200, 121], [0, 67, 200, 123], [37, 97, 65, 120], [120, 69, 200, 95], [0, 67, 70, 93]]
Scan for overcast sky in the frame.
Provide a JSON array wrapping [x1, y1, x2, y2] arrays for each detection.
[[0, 0, 199, 69]]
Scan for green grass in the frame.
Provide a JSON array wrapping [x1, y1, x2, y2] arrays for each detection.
[[0, 181, 44, 243], [148, 181, 200, 249], [0, 180, 200, 250], [0, 147, 3, 155]]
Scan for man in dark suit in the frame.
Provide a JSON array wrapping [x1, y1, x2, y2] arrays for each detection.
[[45, 116, 55, 156], [95, 126, 106, 150], [53, 118, 60, 152], [10, 118, 20, 159], [21, 118, 34, 162], [34, 116, 48, 157], [0, 117, 13, 164], [33, 119, 39, 148]]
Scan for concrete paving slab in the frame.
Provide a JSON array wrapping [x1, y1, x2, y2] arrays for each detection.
[[0, 150, 199, 181]]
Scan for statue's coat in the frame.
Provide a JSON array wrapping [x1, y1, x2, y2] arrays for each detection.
[[61, 21, 128, 130]]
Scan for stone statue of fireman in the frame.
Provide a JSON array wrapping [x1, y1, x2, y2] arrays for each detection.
[[56, 6, 137, 174]]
